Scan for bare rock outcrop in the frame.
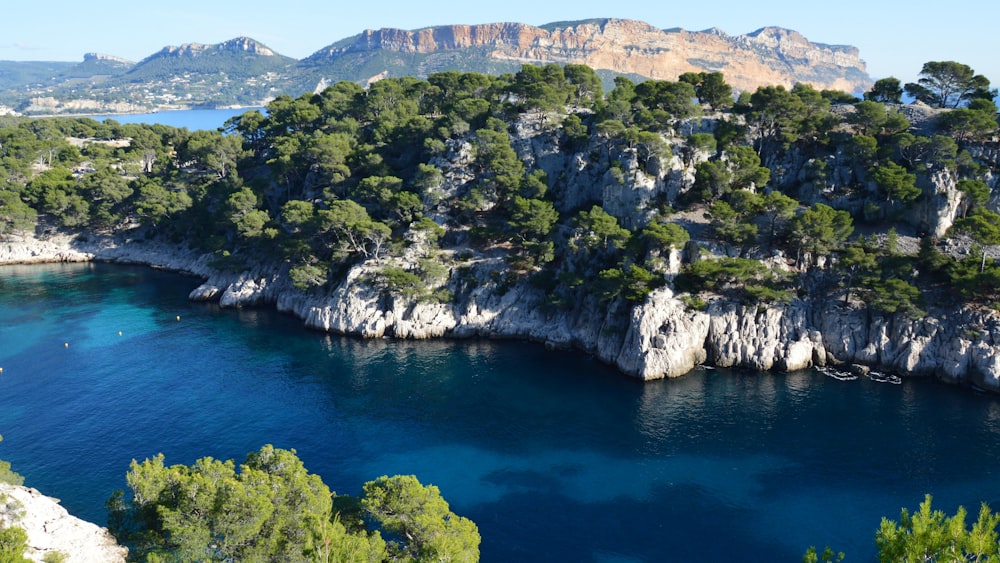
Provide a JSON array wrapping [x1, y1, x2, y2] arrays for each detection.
[[0, 483, 127, 563]]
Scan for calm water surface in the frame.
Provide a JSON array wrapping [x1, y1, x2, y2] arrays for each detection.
[[2, 263, 1000, 561], [99, 107, 260, 130]]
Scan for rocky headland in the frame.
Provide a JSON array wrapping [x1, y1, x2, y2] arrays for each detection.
[[0, 483, 127, 562], [6, 227, 999, 391], [3, 101, 1000, 393]]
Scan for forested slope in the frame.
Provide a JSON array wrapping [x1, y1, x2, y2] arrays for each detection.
[[2, 62, 1000, 387]]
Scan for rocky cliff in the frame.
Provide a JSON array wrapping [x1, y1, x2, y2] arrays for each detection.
[[8, 111, 999, 396], [0, 483, 127, 562], [312, 18, 871, 93]]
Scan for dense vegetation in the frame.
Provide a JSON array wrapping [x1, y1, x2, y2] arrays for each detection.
[[2, 60, 999, 322], [106, 446, 479, 562]]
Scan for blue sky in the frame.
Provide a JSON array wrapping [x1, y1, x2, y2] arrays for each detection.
[[2, 0, 995, 85]]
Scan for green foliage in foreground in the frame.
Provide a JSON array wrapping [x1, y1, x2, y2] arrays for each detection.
[[807, 494, 1000, 562], [0, 525, 31, 563], [107, 445, 479, 562], [876, 494, 1000, 562]]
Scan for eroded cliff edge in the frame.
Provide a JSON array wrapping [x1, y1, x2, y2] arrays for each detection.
[[0, 483, 127, 563], [4, 220, 1000, 394]]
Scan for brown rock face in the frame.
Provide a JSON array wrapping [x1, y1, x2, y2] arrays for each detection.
[[331, 19, 871, 93]]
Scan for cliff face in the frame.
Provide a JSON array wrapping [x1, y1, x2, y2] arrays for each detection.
[[319, 18, 871, 93], [2, 109, 998, 391], [0, 483, 127, 562]]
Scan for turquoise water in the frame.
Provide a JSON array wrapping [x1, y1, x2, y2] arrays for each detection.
[[2, 263, 1000, 561]]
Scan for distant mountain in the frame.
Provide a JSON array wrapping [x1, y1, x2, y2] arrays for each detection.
[[302, 19, 871, 93], [0, 19, 873, 115], [0, 61, 75, 90], [59, 53, 134, 79]]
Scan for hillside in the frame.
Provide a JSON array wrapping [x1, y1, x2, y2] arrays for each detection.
[[0, 18, 872, 115], [1, 61, 999, 391]]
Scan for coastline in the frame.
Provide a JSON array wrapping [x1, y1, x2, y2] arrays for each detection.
[[0, 483, 128, 562], [4, 229, 1000, 394]]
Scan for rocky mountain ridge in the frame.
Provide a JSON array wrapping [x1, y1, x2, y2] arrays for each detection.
[[315, 19, 869, 93], [144, 37, 280, 60], [0, 18, 871, 114]]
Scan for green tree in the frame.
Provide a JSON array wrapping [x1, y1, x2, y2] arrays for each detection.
[[871, 161, 920, 205], [132, 177, 193, 228], [362, 475, 480, 563], [693, 159, 732, 202], [473, 127, 524, 202], [802, 546, 845, 563], [957, 179, 990, 217], [849, 100, 896, 136], [0, 525, 31, 563], [318, 200, 392, 260], [0, 191, 37, 238], [641, 220, 690, 251], [876, 494, 1000, 562], [738, 85, 808, 154], [726, 145, 771, 191], [108, 446, 411, 563], [689, 72, 734, 111], [904, 61, 995, 108], [937, 107, 999, 142], [179, 130, 245, 179], [759, 191, 799, 245], [791, 203, 854, 260], [508, 196, 558, 242], [951, 208, 1000, 272], [570, 206, 631, 255], [563, 64, 603, 106], [708, 199, 759, 254], [865, 277, 924, 317], [112, 446, 335, 562], [837, 244, 878, 305], [864, 77, 903, 104]]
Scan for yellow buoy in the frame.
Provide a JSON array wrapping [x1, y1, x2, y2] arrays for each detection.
[[176, 315, 181, 321], [118, 331, 123, 336], [0, 367, 4, 374], [64, 342, 69, 348]]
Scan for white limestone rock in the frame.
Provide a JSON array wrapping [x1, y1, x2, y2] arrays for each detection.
[[0, 483, 127, 563]]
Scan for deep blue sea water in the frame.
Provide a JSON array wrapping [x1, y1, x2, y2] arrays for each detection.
[[2, 263, 1000, 562]]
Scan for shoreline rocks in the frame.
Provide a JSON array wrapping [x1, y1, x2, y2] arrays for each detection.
[[3, 231, 1000, 394], [0, 483, 127, 563]]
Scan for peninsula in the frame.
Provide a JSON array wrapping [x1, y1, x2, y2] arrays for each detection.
[[2, 58, 999, 392]]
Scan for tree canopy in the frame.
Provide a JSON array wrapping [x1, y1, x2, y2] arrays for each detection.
[[107, 446, 479, 562], [904, 61, 996, 108]]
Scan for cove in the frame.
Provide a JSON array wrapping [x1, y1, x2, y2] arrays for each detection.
[[2, 263, 1000, 561]]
